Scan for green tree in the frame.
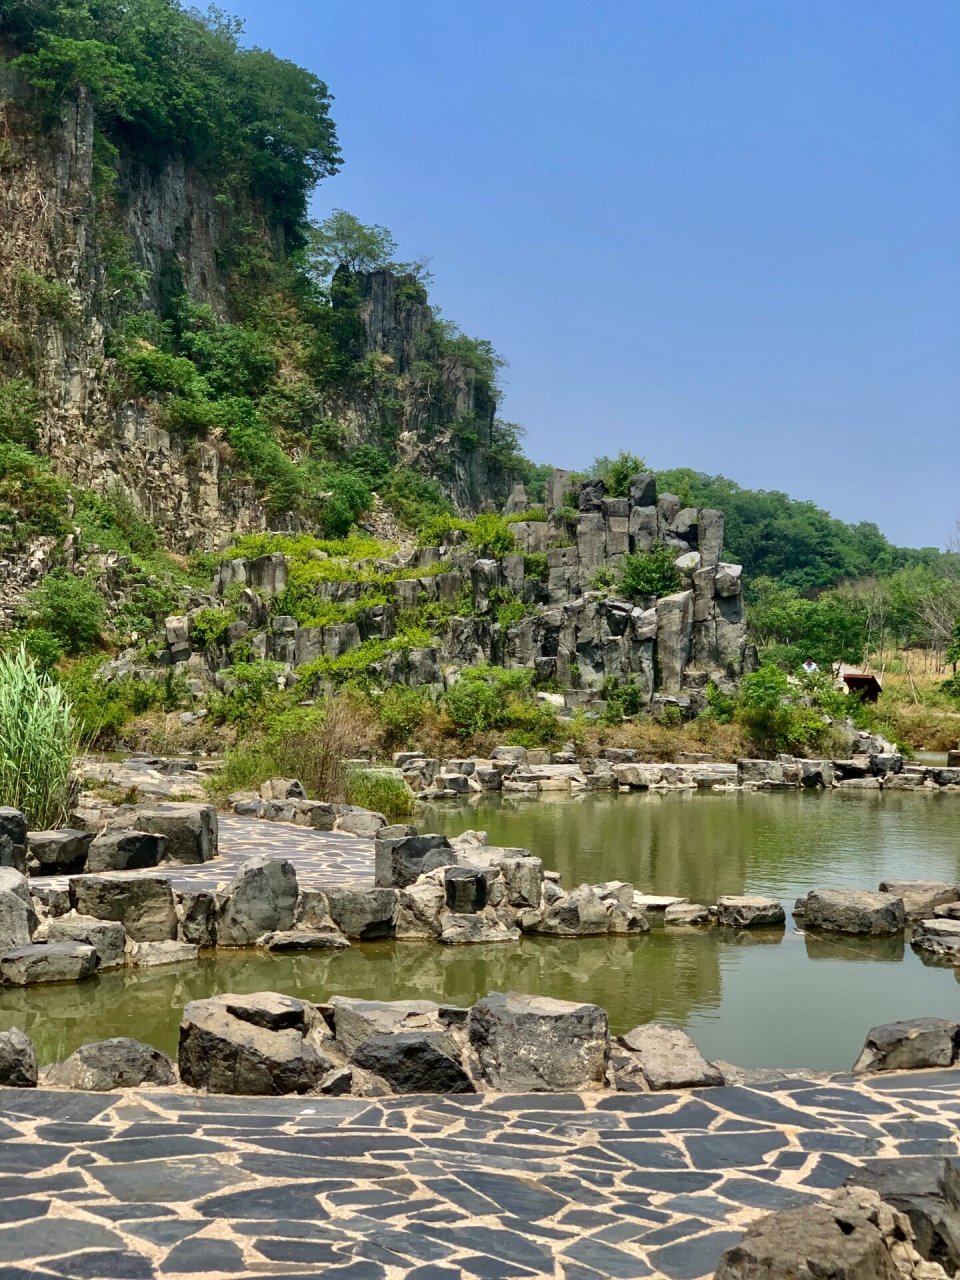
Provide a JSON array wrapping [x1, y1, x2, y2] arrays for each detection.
[[587, 451, 647, 497], [28, 571, 106, 655], [306, 211, 400, 279]]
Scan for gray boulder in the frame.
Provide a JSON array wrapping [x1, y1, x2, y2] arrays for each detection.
[[70, 875, 178, 942], [0, 1028, 37, 1087], [439, 910, 520, 945], [394, 880, 446, 939], [523, 885, 611, 936], [444, 867, 487, 914], [0, 809, 27, 873], [126, 940, 199, 967], [45, 1038, 176, 1091], [176, 889, 218, 947], [716, 895, 785, 929], [375, 832, 454, 888], [330, 996, 455, 1059], [0, 888, 36, 951], [618, 1023, 723, 1090], [112, 803, 217, 864], [468, 992, 609, 1092], [334, 807, 387, 837], [911, 917, 960, 963], [714, 1185, 920, 1280], [260, 929, 349, 951], [879, 880, 960, 921], [216, 856, 298, 946], [852, 1018, 960, 1075], [664, 902, 711, 926], [0, 942, 98, 985], [325, 887, 397, 940], [37, 915, 126, 968], [259, 778, 306, 801], [497, 856, 544, 908], [352, 1032, 473, 1094], [86, 830, 165, 873], [179, 993, 334, 1095], [846, 1158, 960, 1274], [26, 829, 92, 875], [803, 888, 905, 936]]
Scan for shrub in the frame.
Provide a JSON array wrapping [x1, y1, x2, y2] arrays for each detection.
[[207, 661, 287, 729], [0, 377, 40, 447], [734, 665, 830, 756], [443, 664, 551, 739], [0, 442, 70, 537], [14, 268, 77, 323], [62, 660, 185, 746], [345, 767, 415, 820], [619, 546, 682, 600], [189, 607, 236, 650], [587, 451, 647, 497], [379, 467, 451, 530], [28, 571, 105, 655], [523, 553, 549, 583], [0, 646, 76, 828], [374, 685, 430, 747]]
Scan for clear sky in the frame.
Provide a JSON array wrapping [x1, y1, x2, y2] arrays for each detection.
[[226, 0, 959, 549]]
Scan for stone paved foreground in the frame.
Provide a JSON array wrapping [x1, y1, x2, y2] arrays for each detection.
[[0, 1069, 958, 1279]]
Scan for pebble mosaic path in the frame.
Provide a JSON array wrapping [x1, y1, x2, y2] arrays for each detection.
[[0, 1070, 958, 1279]]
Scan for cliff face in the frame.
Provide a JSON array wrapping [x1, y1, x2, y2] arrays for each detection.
[[0, 58, 507, 551], [0, 59, 267, 550]]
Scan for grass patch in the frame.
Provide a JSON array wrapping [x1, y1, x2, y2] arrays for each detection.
[[0, 646, 77, 828]]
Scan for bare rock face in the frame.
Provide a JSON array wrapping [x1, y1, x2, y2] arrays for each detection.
[[26, 829, 92, 875], [325, 888, 397, 940], [0, 942, 98, 985], [70, 875, 178, 942], [0, 810, 27, 874], [374, 832, 454, 889], [713, 1185, 938, 1279], [216, 856, 298, 946], [468, 992, 609, 1092], [330, 997, 457, 1059], [46, 1038, 176, 1091], [178, 993, 335, 1095], [351, 1032, 474, 1095], [108, 804, 218, 865], [845, 1158, 960, 1274], [0, 1028, 37, 1087], [0, 888, 37, 952], [617, 1024, 723, 1091], [36, 915, 126, 968], [802, 888, 905, 936], [85, 830, 165, 873], [715, 895, 786, 929], [852, 1018, 960, 1075]]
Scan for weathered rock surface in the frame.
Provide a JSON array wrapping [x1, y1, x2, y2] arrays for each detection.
[[468, 992, 609, 1091], [179, 993, 334, 1094], [0, 888, 37, 952], [108, 804, 217, 864], [0, 1028, 37, 1087], [714, 1185, 941, 1280], [802, 888, 906, 936], [846, 1158, 960, 1275], [0, 809, 27, 873], [216, 856, 298, 946], [0, 942, 98, 985], [259, 929, 349, 951], [176, 889, 218, 946], [36, 914, 126, 968], [911, 918, 960, 963], [26, 829, 92, 875], [618, 1023, 723, 1090], [852, 1018, 960, 1075], [716, 895, 785, 929], [352, 1031, 473, 1094], [45, 1038, 176, 1091], [879, 881, 960, 921], [375, 832, 454, 888], [85, 830, 165, 873], [664, 901, 711, 926], [330, 997, 457, 1059], [325, 887, 397, 940], [126, 939, 200, 967], [70, 875, 178, 942]]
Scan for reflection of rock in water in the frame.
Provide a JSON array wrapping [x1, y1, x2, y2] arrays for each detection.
[[802, 931, 905, 964], [716, 927, 786, 947]]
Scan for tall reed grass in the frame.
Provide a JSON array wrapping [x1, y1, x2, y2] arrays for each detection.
[[0, 646, 77, 829]]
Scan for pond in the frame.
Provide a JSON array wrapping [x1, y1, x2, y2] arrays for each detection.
[[4, 790, 960, 1073]]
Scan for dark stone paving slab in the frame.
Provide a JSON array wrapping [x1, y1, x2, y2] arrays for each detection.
[[0, 1073, 955, 1277]]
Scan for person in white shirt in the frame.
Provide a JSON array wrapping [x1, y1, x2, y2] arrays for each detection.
[[801, 658, 818, 675]]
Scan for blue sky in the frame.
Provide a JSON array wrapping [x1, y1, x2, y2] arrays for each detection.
[[227, 1, 959, 549]]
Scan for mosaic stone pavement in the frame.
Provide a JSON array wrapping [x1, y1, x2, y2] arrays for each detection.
[[0, 1070, 958, 1279], [44, 817, 377, 894]]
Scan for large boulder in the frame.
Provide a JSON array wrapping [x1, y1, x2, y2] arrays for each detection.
[[802, 888, 905, 936], [0, 809, 27, 873], [879, 880, 960, 921], [176, 889, 218, 947], [846, 1158, 960, 1274], [126, 939, 199, 967], [395, 880, 446, 939], [715, 895, 785, 929], [617, 1023, 723, 1090], [110, 804, 217, 864], [334, 807, 387, 837], [714, 1185, 928, 1280], [374, 832, 454, 888], [352, 1032, 473, 1094], [0, 1028, 37, 1087], [36, 915, 126, 968], [444, 867, 487, 914], [45, 1038, 176, 1091], [523, 885, 612, 936], [179, 993, 335, 1095], [85, 830, 165, 873], [912, 918, 960, 964], [216, 856, 298, 946], [852, 1018, 960, 1075], [497, 856, 544, 908], [26, 830, 92, 875], [324, 888, 397, 940], [0, 942, 98, 985], [468, 992, 609, 1092], [70, 875, 178, 942], [330, 996, 457, 1059], [0, 888, 36, 951], [439, 910, 520, 945]]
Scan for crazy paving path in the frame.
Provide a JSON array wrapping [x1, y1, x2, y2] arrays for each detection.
[[0, 1070, 958, 1279]]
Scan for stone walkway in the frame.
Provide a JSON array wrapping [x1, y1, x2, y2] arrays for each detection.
[[0, 1070, 958, 1279], [43, 817, 377, 894]]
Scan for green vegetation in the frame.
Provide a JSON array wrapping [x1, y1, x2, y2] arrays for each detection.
[[585, 451, 647, 498], [443, 665, 561, 746], [417, 513, 517, 558], [657, 468, 949, 592], [0, 646, 77, 828], [27, 571, 105, 655], [61, 660, 187, 745], [0, 442, 70, 541], [344, 767, 415, 820], [618, 547, 682, 600], [0, 377, 41, 448], [703, 666, 857, 757]]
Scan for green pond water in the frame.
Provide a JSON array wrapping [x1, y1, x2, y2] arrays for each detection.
[[4, 790, 960, 1072]]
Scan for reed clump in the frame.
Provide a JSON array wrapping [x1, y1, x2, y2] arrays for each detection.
[[0, 646, 77, 828]]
